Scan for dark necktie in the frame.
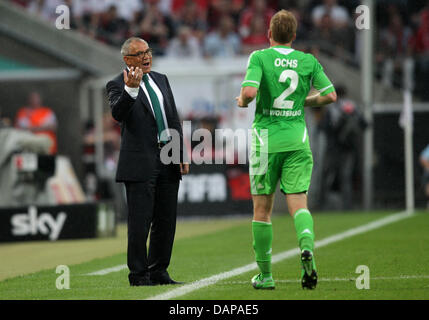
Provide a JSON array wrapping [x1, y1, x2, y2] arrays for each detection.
[[143, 74, 167, 142]]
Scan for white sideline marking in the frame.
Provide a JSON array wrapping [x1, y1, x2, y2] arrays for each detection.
[[86, 264, 127, 276], [220, 275, 429, 285], [147, 210, 414, 300]]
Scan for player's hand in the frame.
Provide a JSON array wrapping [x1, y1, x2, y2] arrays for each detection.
[[180, 163, 189, 175], [124, 67, 143, 88], [235, 96, 248, 108]]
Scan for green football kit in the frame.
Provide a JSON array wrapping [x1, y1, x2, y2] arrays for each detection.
[[243, 45, 335, 195], [243, 45, 335, 290]]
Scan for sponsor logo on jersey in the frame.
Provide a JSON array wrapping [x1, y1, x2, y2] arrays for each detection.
[[262, 109, 302, 117]]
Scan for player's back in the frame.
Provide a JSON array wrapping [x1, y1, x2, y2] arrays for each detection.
[[243, 45, 334, 152]]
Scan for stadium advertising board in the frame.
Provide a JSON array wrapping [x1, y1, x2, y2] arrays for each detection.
[[0, 202, 115, 242], [177, 164, 252, 216]]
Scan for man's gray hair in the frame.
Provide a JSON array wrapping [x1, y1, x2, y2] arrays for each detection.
[[120, 37, 147, 56]]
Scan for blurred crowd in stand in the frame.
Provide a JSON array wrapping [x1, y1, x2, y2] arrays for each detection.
[[9, 0, 355, 58], [376, 0, 429, 99], [10, 0, 429, 99]]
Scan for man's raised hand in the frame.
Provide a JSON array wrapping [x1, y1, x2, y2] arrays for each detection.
[[124, 67, 143, 88]]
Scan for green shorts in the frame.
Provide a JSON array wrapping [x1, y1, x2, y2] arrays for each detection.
[[249, 149, 313, 195]]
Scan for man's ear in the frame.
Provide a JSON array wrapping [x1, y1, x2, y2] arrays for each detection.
[[268, 29, 272, 41]]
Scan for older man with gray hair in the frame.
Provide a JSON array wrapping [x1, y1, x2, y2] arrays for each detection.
[[106, 37, 189, 286]]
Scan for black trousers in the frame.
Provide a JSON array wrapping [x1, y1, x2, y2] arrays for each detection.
[[124, 160, 179, 282]]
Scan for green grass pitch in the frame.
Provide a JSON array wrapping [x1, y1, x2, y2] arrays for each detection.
[[0, 210, 428, 300]]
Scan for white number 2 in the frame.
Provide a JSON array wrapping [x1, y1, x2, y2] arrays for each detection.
[[273, 70, 299, 109]]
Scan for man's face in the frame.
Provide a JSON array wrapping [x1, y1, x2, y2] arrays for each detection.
[[123, 40, 152, 74], [28, 92, 41, 108]]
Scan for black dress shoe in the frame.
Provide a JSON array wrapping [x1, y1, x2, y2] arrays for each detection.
[[129, 274, 155, 286], [150, 271, 184, 285]]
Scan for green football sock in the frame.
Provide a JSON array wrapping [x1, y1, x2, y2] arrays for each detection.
[[252, 220, 273, 278], [293, 208, 315, 253]]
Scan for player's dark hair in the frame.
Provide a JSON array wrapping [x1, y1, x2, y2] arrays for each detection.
[[270, 9, 297, 44]]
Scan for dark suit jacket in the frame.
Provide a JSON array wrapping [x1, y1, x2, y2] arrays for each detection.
[[106, 70, 184, 182]]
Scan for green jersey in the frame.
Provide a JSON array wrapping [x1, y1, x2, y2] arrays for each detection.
[[242, 45, 335, 153]]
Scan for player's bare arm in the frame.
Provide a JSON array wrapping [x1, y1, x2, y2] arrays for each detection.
[[236, 86, 258, 107], [304, 91, 337, 107]]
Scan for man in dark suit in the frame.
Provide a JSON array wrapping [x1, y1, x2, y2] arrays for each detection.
[[106, 37, 189, 286]]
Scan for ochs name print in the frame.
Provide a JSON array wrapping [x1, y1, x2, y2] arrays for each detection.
[[274, 58, 298, 68]]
